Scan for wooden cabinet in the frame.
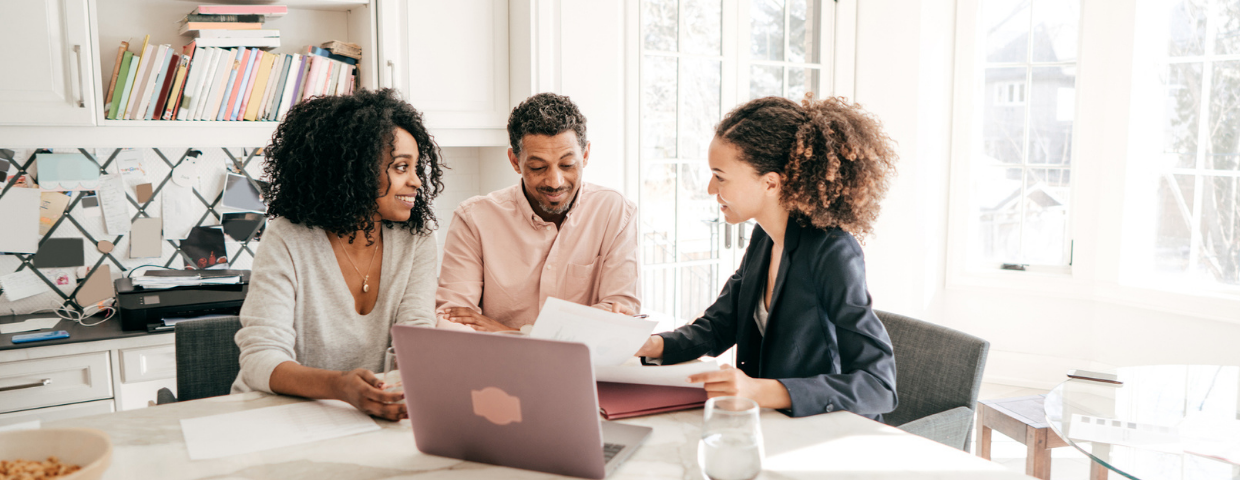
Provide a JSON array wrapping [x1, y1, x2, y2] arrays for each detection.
[[0, 0, 97, 126], [378, 0, 512, 147]]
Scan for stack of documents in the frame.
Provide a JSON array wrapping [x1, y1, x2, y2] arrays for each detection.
[[131, 270, 243, 289]]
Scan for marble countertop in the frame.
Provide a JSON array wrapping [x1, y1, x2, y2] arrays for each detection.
[[45, 392, 1033, 479]]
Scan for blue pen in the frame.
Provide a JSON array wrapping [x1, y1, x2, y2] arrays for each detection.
[[11, 330, 70, 344]]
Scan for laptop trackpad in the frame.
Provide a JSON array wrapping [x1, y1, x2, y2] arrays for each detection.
[[600, 421, 652, 470]]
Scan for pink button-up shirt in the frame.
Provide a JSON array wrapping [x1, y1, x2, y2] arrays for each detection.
[[435, 182, 640, 329]]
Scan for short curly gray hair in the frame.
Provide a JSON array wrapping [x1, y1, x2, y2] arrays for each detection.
[[507, 92, 588, 156]]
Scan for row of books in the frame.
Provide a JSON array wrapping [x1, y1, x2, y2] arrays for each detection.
[[103, 40, 357, 122]]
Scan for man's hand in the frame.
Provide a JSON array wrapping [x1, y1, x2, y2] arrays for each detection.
[[686, 364, 791, 409], [444, 307, 515, 332], [333, 368, 406, 421], [634, 335, 664, 358]]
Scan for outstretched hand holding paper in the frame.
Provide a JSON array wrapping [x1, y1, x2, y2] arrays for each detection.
[[529, 297, 656, 366]]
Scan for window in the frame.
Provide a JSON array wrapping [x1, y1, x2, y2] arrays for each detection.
[[636, 0, 832, 323], [1125, 0, 1240, 290], [967, 0, 1080, 268]]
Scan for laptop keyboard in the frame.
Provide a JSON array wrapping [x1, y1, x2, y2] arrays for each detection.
[[602, 442, 625, 463]]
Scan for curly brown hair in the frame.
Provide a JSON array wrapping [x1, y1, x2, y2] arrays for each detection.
[[715, 95, 897, 239]]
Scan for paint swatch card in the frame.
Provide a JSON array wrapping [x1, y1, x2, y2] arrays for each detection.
[[130, 217, 164, 258], [36, 153, 100, 191]]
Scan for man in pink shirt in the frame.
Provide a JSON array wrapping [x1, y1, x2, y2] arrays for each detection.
[[436, 93, 640, 331]]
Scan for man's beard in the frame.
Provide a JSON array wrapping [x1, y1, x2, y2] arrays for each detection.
[[538, 187, 574, 215]]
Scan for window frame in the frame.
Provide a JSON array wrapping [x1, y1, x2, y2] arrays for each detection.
[[946, 0, 1240, 322]]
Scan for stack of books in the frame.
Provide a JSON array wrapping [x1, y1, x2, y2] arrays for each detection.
[[103, 40, 360, 122], [179, 5, 286, 49]]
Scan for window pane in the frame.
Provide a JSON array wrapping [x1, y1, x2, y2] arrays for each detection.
[[680, 58, 721, 160], [983, 68, 1028, 165], [1031, 0, 1079, 62], [683, 0, 722, 55], [1199, 175, 1240, 284], [641, 163, 677, 264], [1154, 174, 1195, 274], [642, 55, 678, 159], [983, 0, 1031, 63], [1027, 66, 1075, 165], [678, 162, 719, 262], [786, 67, 819, 102], [642, 267, 675, 314], [1167, 0, 1207, 56], [750, 65, 782, 99], [680, 264, 717, 320], [1165, 62, 1202, 165], [1217, 1, 1240, 55], [642, 0, 678, 52], [751, 0, 785, 61], [974, 167, 1025, 263], [1207, 61, 1240, 171], [1022, 168, 1071, 264], [788, 0, 822, 63]]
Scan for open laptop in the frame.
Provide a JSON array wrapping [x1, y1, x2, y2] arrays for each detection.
[[390, 325, 652, 479]]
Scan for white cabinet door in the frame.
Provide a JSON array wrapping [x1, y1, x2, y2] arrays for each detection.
[[379, 0, 509, 146], [0, 0, 95, 125]]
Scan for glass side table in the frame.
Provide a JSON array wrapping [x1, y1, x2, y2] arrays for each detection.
[[1044, 365, 1240, 479]]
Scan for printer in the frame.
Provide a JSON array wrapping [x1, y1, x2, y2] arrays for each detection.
[[115, 270, 250, 331]]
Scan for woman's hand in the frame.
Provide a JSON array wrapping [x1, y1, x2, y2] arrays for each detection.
[[333, 368, 407, 421], [634, 335, 664, 358], [444, 307, 514, 332], [687, 364, 792, 409]]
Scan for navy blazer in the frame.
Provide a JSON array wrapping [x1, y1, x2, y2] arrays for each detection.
[[653, 218, 898, 420]]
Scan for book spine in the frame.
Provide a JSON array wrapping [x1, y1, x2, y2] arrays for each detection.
[[288, 55, 311, 114], [194, 5, 287, 15], [267, 54, 293, 120], [133, 45, 168, 120], [104, 42, 129, 116], [165, 47, 193, 120], [216, 48, 245, 120], [107, 51, 133, 120], [258, 53, 284, 120], [180, 22, 263, 34], [221, 48, 252, 120], [278, 54, 305, 121], [200, 48, 231, 120], [184, 14, 265, 23], [125, 43, 157, 119], [149, 52, 178, 119], [324, 61, 338, 98], [179, 46, 209, 120], [235, 49, 263, 120], [307, 45, 358, 65], [114, 55, 140, 121], [243, 52, 273, 121], [301, 55, 322, 101]]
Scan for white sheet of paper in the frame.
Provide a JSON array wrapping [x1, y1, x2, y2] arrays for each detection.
[[162, 183, 197, 239], [1068, 413, 1181, 453], [0, 187, 41, 253], [0, 270, 52, 301], [596, 359, 720, 388], [529, 297, 656, 366], [115, 149, 147, 187], [180, 400, 379, 460], [0, 317, 62, 334], [97, 173, 131, 235]]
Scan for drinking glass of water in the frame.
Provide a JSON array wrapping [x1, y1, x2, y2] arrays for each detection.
[[698, 396, 763, 480], [382, 346, 404, 401]]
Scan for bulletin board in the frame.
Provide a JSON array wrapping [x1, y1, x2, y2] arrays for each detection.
[[0, 146, 267, 316]]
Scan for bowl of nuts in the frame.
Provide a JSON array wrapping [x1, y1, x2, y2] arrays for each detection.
[[0, 428, 111, 480]]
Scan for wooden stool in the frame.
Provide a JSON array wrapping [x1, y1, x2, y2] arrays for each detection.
[[977, 394, 1107, 480]]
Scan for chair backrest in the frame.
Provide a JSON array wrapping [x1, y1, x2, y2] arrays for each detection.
[[175, 315, 243, 402], [876, 310, 989, 428]]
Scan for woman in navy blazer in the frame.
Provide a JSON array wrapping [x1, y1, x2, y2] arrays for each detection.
[[636, 95, 899, 420]]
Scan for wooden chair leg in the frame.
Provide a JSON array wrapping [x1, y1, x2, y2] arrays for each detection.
[[1089, 461, 1108, 480], [977, 423, 992, 459], [1025, 427, 1051, 480]]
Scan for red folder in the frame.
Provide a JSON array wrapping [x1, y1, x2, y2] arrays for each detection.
[[596, 382, 708, 420]]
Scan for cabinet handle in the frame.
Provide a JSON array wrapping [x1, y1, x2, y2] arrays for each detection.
[[386, 60, 396, 88], [72, 45, 85, 108], [0, 378, 52, 393]]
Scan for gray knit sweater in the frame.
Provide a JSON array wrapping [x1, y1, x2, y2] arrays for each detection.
[[231, 218, 437, 394]]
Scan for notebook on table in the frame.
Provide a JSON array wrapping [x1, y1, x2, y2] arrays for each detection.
[[596, 382, 708, 420]]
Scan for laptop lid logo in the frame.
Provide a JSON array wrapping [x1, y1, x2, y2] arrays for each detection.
[[471, 387, 522, 425]]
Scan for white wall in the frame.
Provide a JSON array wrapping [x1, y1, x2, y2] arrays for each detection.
[[852, 0, 1240, 389]]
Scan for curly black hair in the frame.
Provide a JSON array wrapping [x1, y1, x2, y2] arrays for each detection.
[[264, 88, 445, 244], [716, 95, 897, 239], [507, 92, 588, 155]]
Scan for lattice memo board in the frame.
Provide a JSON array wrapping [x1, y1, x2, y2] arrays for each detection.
[[0, 146, 267, 316]]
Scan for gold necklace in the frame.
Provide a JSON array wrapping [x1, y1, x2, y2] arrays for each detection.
[[333, 234, 380, 293]]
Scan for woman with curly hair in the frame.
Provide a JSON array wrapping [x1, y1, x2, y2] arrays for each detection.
[[232, 88, 445, 421], [635, 95, 900, 420]]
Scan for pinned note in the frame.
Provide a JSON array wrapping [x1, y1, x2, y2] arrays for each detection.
[[35, 153, 100, 191], [0, 270, 52, 302], [130, 217, 164, 258], [38, 192, 71, 235], [162, 183, 197, 239], [115, 149, 147, 187], [0, 188, 41, 253], [97, 173, 131, 235], [135, 183, 153, 203]]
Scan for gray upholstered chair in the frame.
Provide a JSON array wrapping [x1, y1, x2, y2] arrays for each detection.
[[155, 315, 243, 404], [876, 310, 989, 451]]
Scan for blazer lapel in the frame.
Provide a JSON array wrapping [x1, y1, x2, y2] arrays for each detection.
[[764, 218, 801, 322], [736, 227, 769, 378]]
